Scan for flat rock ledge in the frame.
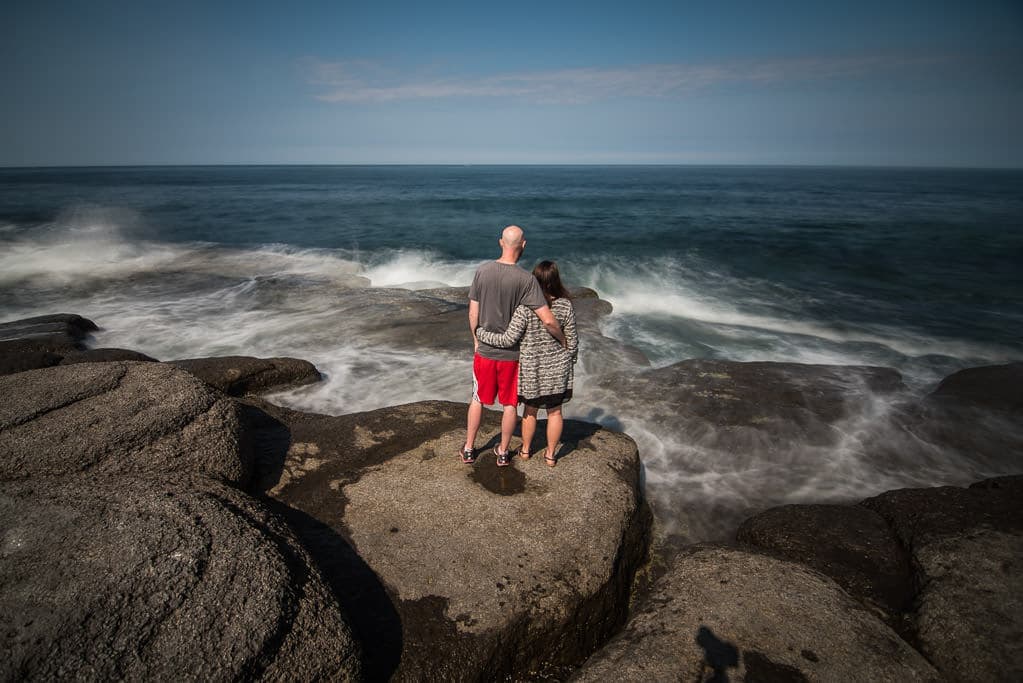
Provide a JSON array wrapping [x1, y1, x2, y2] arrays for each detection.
[[0, 473, 361, 681], [170, 355, 321, 396], [574, 545, 939, 682], [254, 399, 651, 681], [0, 362, 250, 486]]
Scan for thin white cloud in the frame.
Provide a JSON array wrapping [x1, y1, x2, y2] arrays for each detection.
[[303, 55, 945, 104]]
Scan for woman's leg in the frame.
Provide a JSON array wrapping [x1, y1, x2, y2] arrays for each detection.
[[545, 405, 563, 465], [520, 405, 538, 458]]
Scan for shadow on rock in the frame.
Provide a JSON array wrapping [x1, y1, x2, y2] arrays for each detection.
[[696, 626, 739, 682], [260, 497, 403, 682]]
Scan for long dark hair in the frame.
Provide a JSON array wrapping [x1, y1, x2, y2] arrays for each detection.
[[532, 260, 570, 303]]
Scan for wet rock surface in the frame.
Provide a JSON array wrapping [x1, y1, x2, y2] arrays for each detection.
[[573, 545, 938, 682], [170, 355, 321, 396], [0, 313, 98, 375], [0, 361, 249, 485], [0, 473, 361, 681], [258, 398, 651, 681], [601, 359, 905, 443]]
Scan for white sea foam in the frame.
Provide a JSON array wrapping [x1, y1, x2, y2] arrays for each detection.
[[361, 250, 478, 289]]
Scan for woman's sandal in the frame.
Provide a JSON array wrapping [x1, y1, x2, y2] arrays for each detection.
[[544, 452, 557, 468], [519, 447, 531, 460]]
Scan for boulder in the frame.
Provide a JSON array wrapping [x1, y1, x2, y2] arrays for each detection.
[[736, 503, 913, 618], [255, 399, 651, 681], [861, 478, 1023, 681], [0, 362, 249, 486], [0, 314, 131, 376], [574, 545, 938, 682], [169, 355, 320, 396], [929, 362, 1023, 414], [0, 473, 361, 681]]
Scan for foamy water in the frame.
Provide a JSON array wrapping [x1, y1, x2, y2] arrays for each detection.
[[2, 165, 1021, 542]]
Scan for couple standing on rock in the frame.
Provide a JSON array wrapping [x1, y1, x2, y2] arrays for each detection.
[[460, 225, 579, 468]]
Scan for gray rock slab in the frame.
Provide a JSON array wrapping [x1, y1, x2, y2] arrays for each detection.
[[260, 399, 650, 681], [574, 545, 938, 682], [862, 479, 1023, 680], [0, 362, 249, 485], [736, 503, 913, 617], [0, 473, 361, 681], [169, 355, 320, 396]]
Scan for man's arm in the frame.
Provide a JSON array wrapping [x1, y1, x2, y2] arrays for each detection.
[[533, 305, 566, 347], [468, 299, 480, 353]]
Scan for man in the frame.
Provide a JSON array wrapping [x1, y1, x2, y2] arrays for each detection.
[[461, 225, 565, 466]]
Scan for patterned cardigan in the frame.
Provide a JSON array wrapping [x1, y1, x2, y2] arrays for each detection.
[[475, 297, 578, 400]]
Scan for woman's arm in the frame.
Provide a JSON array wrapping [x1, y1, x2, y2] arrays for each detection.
[[563, 301, 578, 363], [475, 305, 530, 348]]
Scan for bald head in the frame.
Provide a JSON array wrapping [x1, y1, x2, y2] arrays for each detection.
[[501, 225, 524, 248], [497, 224, 526, 263]]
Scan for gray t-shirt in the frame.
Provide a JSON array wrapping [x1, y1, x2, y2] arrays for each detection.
[[468, 261, 547, 361]]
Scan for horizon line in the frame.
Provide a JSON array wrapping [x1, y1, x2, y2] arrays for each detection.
[[2, 162, 1022, 171]]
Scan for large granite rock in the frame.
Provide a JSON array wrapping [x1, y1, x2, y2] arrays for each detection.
[[0, 362, 250, 486], [574, 545, 938, 682], [736, 503, 914, 619], [252, 398, 650, 681], [0, 473, 361, 681], [170, 355, 321, 396], [861, 476, 1023, 681]]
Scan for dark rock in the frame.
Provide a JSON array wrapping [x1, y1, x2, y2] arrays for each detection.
[[0, 313, 97, 342], [60, 348, 159, 364], [0, 314, 100, 375], [169, 355, 320, 396], [929, 362, 1023, 413], [736, 503, 913, 617], [573, 546, 937, 682], [0, 347, 63, 376], [861, 479, 1023, 680], [254, 399, 651, 681], [0, 362, 250, 485], [0, 473, 361, 681]]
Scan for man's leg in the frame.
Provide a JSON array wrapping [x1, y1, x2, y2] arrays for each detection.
[[465, 399, 482, 452], [500, 403, 517, 454]]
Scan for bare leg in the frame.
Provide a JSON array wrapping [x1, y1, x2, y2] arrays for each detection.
[[545, 405, 563, 465], [500, 404, 517, 453], [465, 399, 482, 451], [520, 405, 538, 457]]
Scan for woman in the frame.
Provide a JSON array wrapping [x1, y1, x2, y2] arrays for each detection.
[[475, 260, 578, 467]]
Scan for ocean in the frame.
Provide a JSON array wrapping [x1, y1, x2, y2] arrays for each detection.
[[2, 165, 1021, 541]]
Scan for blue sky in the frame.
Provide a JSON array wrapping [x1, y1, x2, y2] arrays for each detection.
[[2, 1, 1021, 166]]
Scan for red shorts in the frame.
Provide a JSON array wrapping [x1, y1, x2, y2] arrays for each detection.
[[472, 354, 519, 406]]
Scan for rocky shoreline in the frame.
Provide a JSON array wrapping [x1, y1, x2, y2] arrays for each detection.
[[2, 312, 1021, 681]]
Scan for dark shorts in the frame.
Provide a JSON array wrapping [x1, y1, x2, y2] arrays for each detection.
[[472, 354, 519, 406], [521, 389, 573, 410]]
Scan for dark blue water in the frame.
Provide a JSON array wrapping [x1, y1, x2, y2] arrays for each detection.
[[2, 165, 1021, 540]]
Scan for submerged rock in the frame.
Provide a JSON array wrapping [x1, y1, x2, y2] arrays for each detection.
[[170, 355, 321, 396], [0, 473, 361, 681], [574, 545, 938, 682], [255, 399, 650, 681], [861, 476, 1023, 681], [0, 362, 249, 485]]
